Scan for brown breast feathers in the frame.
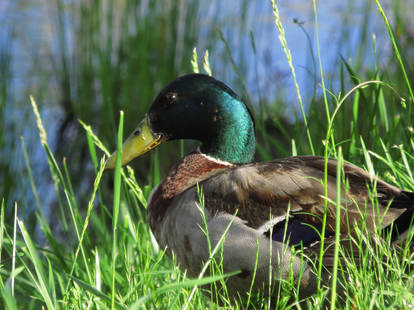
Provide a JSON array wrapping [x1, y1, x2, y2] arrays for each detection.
[[148, 152, 234, 230]]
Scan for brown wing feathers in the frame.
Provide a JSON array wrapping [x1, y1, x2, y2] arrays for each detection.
[[200, 156, 413, 241]]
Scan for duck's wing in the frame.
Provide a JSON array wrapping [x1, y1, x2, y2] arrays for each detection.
[[199, 156, 414, 246]]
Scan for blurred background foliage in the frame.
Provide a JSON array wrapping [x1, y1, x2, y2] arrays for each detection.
[[0, 0, 413, 237]]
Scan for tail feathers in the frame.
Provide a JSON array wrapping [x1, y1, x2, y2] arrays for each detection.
[[388, 191, 414, 241], [388, 190, 414, 209], [402, 190, 414, 206]]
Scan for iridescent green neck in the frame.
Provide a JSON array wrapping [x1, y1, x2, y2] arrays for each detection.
[[199, 94, 256, 164]]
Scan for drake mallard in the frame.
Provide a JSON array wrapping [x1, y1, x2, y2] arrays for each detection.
[[105, 74, 414, 299]]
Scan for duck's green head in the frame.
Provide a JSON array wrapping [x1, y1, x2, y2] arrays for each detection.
[[105, 74, 256, 169]]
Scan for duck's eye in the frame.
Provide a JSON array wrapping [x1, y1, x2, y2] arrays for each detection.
[[164, 92, 178, 105]]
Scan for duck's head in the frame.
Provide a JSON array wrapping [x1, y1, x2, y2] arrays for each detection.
[[105, 74, 256, 169]]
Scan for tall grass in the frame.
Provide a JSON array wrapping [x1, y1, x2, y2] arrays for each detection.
[[1, 0, 414, 308], [43, 0, 213, 214]]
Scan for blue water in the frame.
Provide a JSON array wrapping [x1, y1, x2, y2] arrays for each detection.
[[1, 1, 393, 104]]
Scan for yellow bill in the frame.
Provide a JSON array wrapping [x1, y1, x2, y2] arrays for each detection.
[[105, 116, 162, 170]]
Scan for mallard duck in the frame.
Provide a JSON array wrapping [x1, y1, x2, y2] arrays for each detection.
[[105, 74, 414, 299]]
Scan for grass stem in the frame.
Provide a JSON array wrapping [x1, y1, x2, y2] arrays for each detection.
[[111, 110, 124, 310]]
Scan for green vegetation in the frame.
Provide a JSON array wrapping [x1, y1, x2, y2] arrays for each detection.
[[1, 0, 413, 308]]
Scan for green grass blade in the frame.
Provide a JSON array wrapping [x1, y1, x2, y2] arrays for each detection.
[[191, 47, 199, 73], [29, 96, 69, 229], [95, 247, 101, 291], [11, 203, 17, 296], [1, 285, 18, 310], [125, 166, 147, 208], [202, 50, 212, 76], [62, 158, 77, 206], [271, 0, 314, 155], [69, 275, 127, 310], [130, 271, 240, 310], [47, 259, 56, 306], [17, 219, 55, 309], [67, 157, 106, 290], [312, 0, 330, 125], [111, 110, 124, 310], [85, 126, 100, 172], [330, 147, 343, 309], [20, 136, 46, 221], [374, 0, 414, 104], [78, 119, 111, 156]]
